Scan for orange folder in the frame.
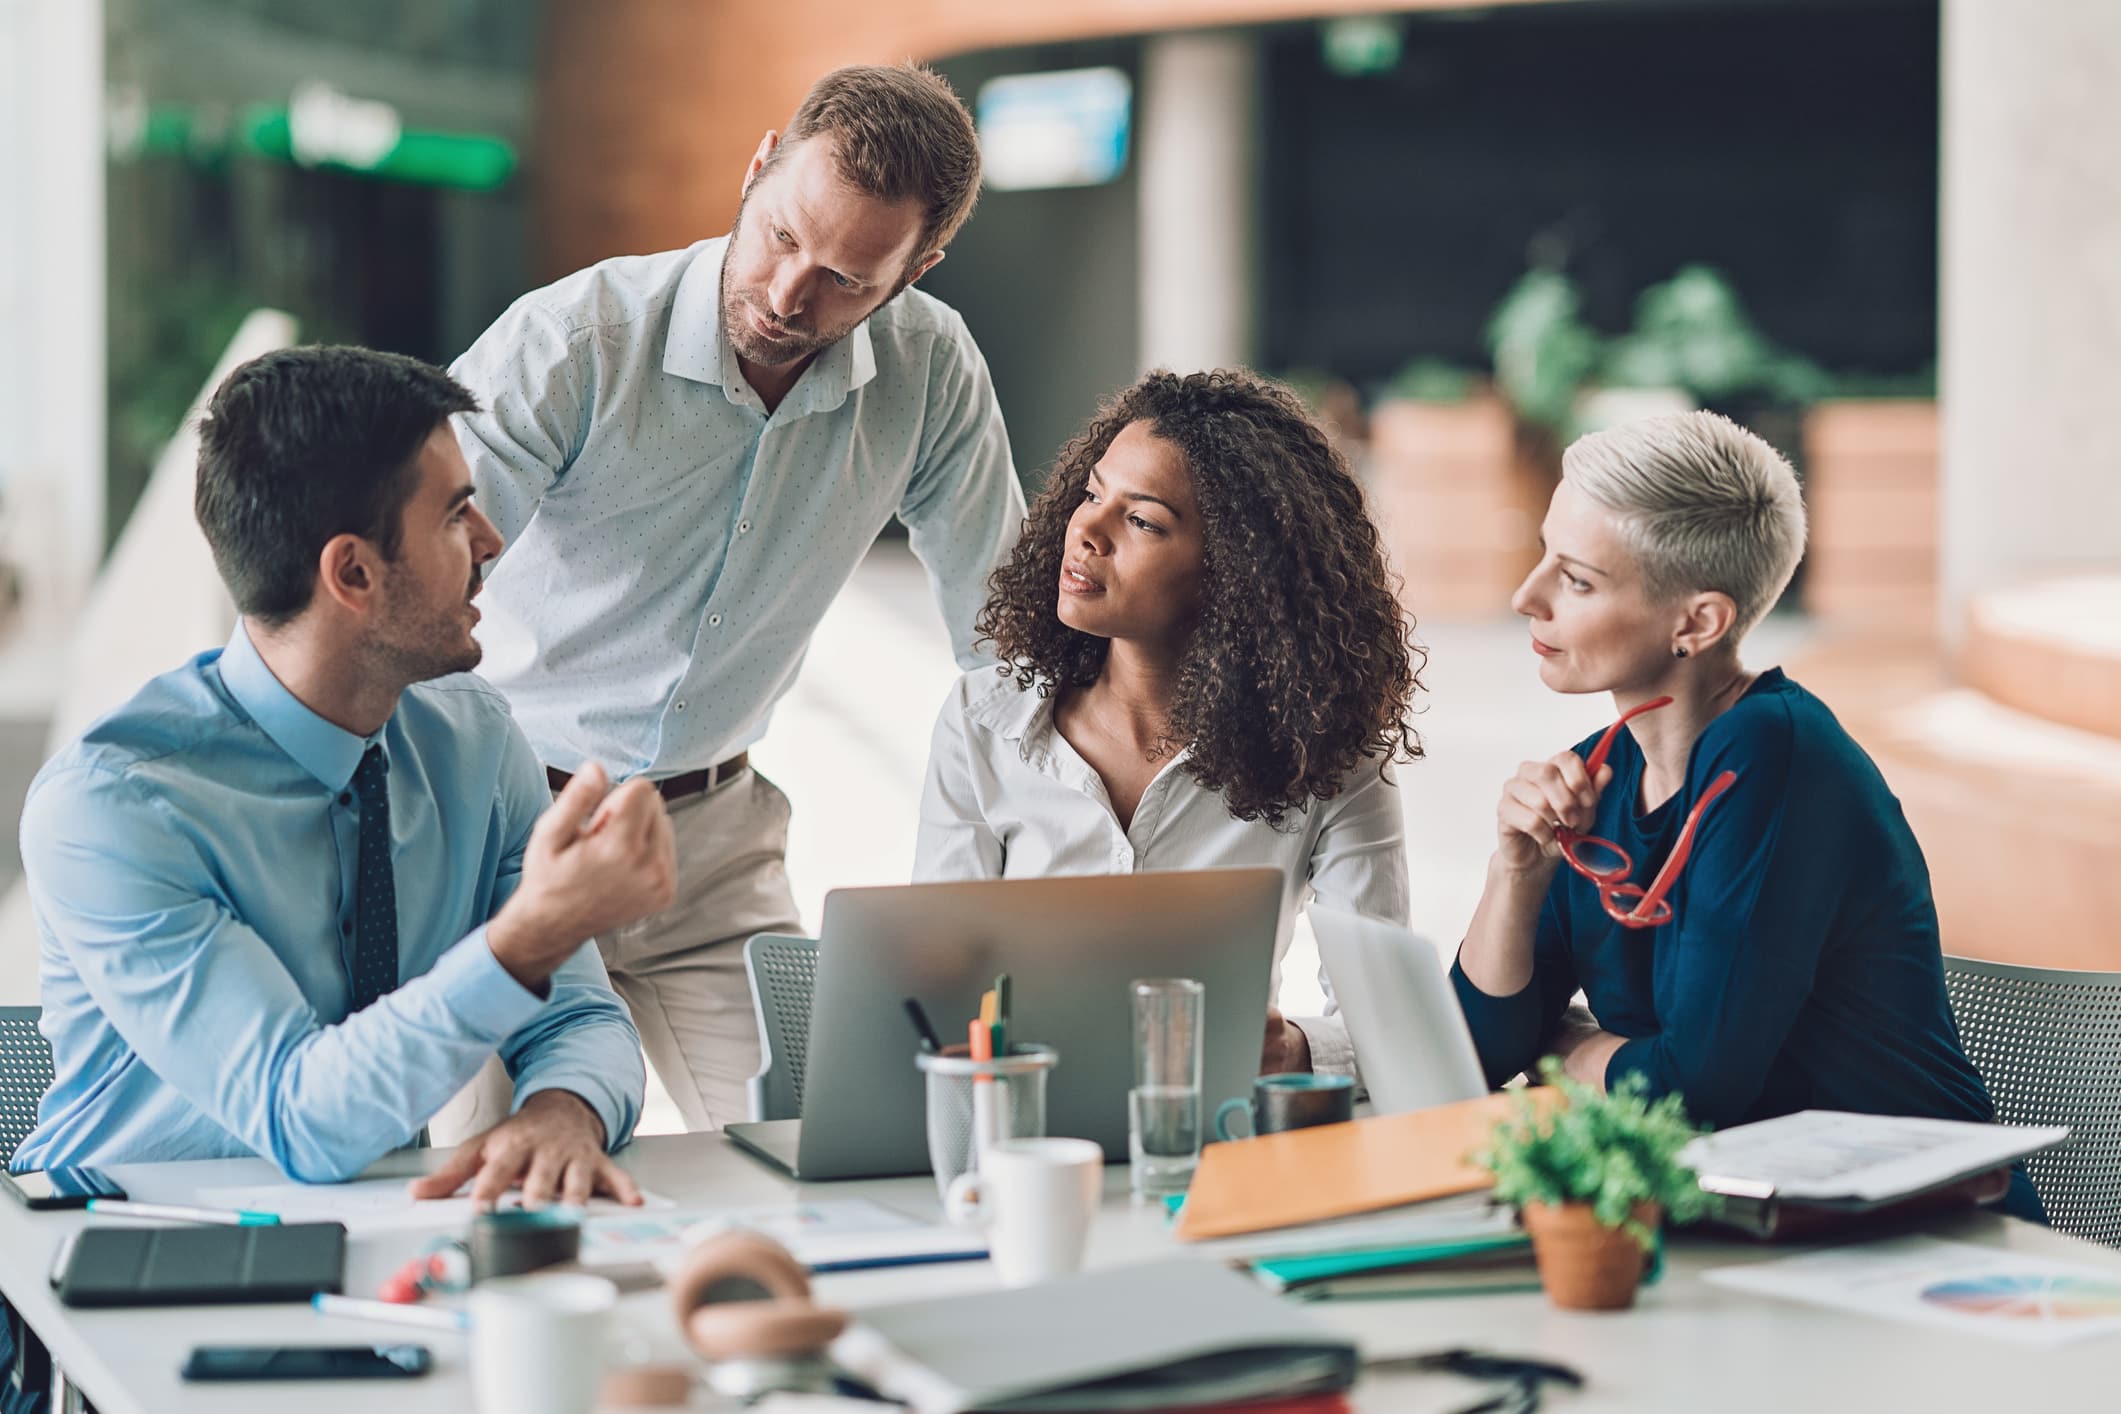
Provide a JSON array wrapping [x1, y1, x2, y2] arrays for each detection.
[[1174, 1090, 1561, 1241]]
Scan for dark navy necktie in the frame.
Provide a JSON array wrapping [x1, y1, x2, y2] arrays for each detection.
[[349, 744, 398, 1011]]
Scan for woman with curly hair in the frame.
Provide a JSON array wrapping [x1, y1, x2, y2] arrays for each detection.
[[914, 368, 1423, 1075]]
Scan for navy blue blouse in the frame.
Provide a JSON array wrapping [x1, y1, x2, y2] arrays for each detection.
[[1451, 669, 1995, 1132]]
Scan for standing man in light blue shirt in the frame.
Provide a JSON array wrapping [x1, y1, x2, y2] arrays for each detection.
[[447, 64, 1026, 1131], [15, 346, 674, 1204]]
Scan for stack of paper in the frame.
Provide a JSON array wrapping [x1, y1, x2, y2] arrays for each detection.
[[1252, 1229, 1536, 1301], [1680, 1111, 2068, 1206]]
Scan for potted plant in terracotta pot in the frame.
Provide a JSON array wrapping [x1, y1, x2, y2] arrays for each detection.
[[1474, 1058, 1707, 1311]]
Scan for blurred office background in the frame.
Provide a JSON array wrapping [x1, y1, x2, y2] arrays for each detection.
[[3, 1, 2117, 1128]]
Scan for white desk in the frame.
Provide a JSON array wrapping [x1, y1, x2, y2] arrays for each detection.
[[2, 1135, 2115, 1413]]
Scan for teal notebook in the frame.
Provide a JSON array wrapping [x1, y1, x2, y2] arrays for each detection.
[[1251, 1230, 1532, 1293]]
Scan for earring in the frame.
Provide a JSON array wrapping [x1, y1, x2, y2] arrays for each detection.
[[1673, 646, 1689, 659]]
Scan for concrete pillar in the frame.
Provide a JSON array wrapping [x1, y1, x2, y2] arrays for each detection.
[[1, 0, 105, 614], [1136, 31, 1258, 374], [1938, 0, 2121, 631]]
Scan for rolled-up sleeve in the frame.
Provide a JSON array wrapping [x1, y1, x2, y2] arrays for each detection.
[[899, 314, 1026, 670], [486, 726, 644, 1147], [450, 298, 590, 551]]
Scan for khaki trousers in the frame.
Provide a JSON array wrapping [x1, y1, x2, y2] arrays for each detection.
[[429, 768, 803, 1141]]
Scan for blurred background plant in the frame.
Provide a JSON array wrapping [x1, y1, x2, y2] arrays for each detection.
[[1484, 263, 1830, 443]]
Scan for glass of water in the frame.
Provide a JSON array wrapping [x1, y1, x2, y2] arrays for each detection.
[[1129, 977, 1204, 1198]]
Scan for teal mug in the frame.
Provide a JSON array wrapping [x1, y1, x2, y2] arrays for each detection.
[[1214, 1072, 1355, 1141]]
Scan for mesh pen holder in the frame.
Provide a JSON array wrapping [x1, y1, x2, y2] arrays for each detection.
[[916, 1043, 1058, 1208]]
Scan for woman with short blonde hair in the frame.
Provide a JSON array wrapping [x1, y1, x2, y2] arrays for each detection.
[[1453, 411, 2040, 1222]]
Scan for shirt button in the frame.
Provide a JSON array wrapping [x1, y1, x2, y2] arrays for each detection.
[[338, 792, 351, 807], [709, 613, 723, 627], [675, 701, 687, 712], [738, 520, 751, 534]]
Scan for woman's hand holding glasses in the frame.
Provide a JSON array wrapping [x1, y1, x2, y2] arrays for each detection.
[[1495, 747, 1615, 875], [1495, 696, 1738, 929]]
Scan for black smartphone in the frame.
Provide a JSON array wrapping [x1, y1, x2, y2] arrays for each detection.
[[0, 1166, 126, 1210], [181, 1345, 432, 1381]]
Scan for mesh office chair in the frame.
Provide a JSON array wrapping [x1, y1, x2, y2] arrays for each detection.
[[743, 934, 819, 1123], [0, 1007, 53, 1168], [1943, 955, 2121, 1247]]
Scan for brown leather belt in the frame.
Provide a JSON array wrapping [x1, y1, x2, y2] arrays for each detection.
[[545, 752, 749, 804]]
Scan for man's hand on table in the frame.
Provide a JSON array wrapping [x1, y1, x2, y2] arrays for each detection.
[[408, 1089, 643, 1210], [1261, 1005, 1314, 1074]]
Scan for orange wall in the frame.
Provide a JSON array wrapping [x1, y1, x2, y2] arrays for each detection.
[[534, 0, 1561, 278]]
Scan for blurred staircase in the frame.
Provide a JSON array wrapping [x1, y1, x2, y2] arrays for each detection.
[[1794, 570, 2121, 970]]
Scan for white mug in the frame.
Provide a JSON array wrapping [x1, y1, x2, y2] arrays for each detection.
[[469, 1271, 619, 1414], [945, 1136, 1104, 1287]]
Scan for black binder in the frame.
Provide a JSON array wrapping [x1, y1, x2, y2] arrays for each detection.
[[51, 1221, 347, 1307]]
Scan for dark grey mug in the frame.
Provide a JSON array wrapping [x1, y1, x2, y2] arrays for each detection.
[[1214, 1072, 1355, 1141], [468, 1207, 581, 1284]]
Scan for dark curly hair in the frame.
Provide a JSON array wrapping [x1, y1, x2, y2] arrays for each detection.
[[978, 368, 1425, 826]]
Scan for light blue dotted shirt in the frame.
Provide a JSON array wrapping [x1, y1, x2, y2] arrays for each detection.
[[450, 237, 1027, 777]]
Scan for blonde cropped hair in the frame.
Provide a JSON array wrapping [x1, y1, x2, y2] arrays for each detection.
[[1562, 410, 1807, 641]]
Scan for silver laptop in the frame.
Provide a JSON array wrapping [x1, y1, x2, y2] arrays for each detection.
[[725, 868, 1283, 1180], [1308, 905, 1489, 1114]]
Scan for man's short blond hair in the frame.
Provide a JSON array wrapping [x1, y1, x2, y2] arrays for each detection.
[[1562, 410, 1808, 641], [763, 63, 982, 260]]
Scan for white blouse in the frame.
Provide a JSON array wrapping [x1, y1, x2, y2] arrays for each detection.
[[913, 669, 1411, 1072]]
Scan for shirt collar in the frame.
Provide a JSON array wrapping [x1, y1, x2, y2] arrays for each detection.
[[964, 672, 1052, 765], [661, 234, 880, 415], [965, 674, 1194, 777], [218, 620, 380, 793]]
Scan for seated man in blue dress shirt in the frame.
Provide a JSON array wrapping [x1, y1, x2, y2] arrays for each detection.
[[12, 345, 674, 1205]]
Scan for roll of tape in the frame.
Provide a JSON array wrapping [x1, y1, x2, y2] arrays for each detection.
[[469, 1208, 582, 1285]]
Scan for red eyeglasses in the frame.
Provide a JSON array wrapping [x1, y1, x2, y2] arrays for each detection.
[[1555, 695, 1737, 929]]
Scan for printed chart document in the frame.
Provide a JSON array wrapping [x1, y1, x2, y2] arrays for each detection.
[[1680, 1111, 2068, 1205], [1705, 1236, 2121, 1347]]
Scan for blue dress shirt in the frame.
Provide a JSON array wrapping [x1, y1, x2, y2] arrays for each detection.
[[451, 236, 1026, 778], [12, 624, 644, 1181], [1451, 669, 1995, 1131]]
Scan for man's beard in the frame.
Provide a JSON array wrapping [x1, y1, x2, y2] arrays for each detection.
[[719, 207, 906, 370], [370, 566, 483, 685]]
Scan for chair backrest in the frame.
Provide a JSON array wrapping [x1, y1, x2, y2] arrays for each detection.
[[1943, 954, 2121, 1247], [744, 934, 819, 1123], [0, 1005, 53, 1166]]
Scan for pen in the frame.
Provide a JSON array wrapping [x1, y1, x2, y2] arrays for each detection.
[[969, 1018, 997, 1157], [313, 1293, 470, 1333], [86, 1199, 279, 1226], [992, 972, 1012, 1056], [902, 997, 943, 1054]]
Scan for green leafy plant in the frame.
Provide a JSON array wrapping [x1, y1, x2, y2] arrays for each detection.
[[1484, 269, 1601, 435], [1484, 264, 1832, 441], [1602, 265, 1828, 406], [1379, 357, 1480, 405], [1474, 1057, 1709, 1249]]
